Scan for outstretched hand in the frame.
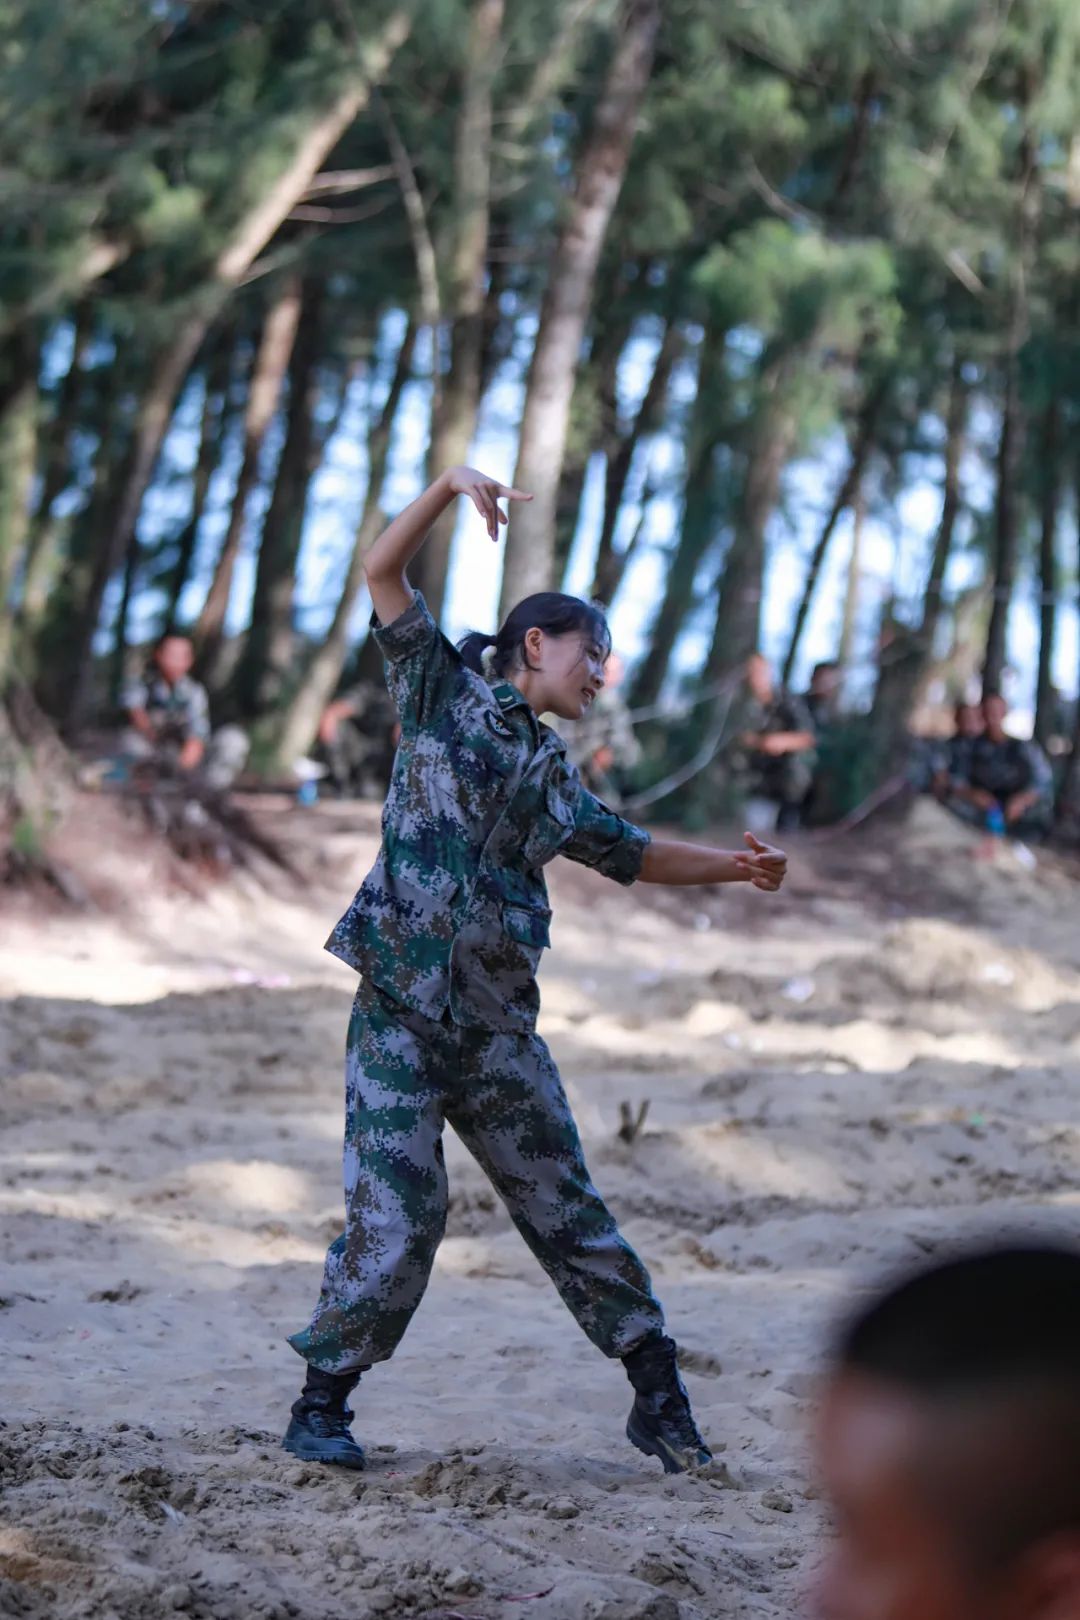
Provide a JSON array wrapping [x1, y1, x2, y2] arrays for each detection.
[[447, 466, 532, 541], [733, 832, 787, 892]]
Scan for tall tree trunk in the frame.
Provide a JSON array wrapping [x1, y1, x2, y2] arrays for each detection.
[[629, 324, 727, 708], [702, 357, 798, 686], [413, 0, 504, 617], [267, 316, 417, 770], [836, 478, 865, 680], [230, 280, 325, 716], [919, 354, 968, 665], [499, 0, 660, 616], [60, 11, 411, 733], [1057, 458, 1080, 820], [17, 307, 93, 626], [551, 281, 634, 587], [194, 276, 305, 670], [871, 354, 968, 770], [110, 528, 141, 702], [781, 376, 886, 684], [0, 332, 41, 684], [590, 318, 680, 604], [1034, 395, 1061, 749], [165, 326, 238, 624], [35, 368, 142, 719], [983, 88, 1038, 696]]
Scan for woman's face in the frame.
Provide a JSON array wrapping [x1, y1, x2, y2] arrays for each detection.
[[520, 626, 608, 721]]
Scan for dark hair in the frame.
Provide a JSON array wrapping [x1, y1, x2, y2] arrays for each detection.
[[835, 1243, 1080, 1566], [458, 592, 611, 680]]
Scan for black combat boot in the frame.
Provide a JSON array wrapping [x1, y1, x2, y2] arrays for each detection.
[[282, 1364, 367, 1470], [622, 1334, 712, 1475]]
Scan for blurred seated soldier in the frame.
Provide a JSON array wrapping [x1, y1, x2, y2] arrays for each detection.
[[931, 699, 984, 811], [121, 632, 249, 793], [949, 691, 1053, 839], [557, 651, 641, 806], [804, 659, 842, 731], [729, 651, 817, 832], [316, 678, 399, 799]]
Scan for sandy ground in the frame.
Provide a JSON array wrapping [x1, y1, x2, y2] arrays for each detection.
[[3, 798, 1080, 1620]]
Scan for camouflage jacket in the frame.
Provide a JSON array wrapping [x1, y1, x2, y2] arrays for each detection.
[[325, 593, 651, 1032], [122, 671, 211, 745], [968, 735, 1054, 804], [727, 689, 816, 772]]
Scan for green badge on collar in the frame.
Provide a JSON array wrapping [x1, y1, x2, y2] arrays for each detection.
[[485, 711, 516, 740]]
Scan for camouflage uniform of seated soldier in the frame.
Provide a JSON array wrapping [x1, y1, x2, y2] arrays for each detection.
[[948, 692, 1054, 838], [121, 633, 249, 793], [316, 679, 399, 799], [726, 652, 817, 832]]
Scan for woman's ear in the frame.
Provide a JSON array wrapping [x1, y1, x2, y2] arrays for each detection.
[[522, 626, 544, 667]]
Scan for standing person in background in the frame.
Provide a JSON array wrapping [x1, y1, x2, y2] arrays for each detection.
[[818, 1243, 1080, 1620], [728, 652, 817, 831], [283, 466, 788, 1478]]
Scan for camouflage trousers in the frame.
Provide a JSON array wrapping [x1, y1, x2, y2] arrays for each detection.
[[288, 980, 665, 1374]]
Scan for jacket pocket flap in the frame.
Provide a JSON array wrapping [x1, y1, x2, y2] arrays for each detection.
[[393, 860, 459, 903], [503, 904, 552, 949]]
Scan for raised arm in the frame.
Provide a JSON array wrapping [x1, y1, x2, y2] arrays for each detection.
[[363, 466, 531, 627]]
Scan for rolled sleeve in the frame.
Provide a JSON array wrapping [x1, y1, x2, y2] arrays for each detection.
[[371, 591, 461, 733], [562, 786, 651, 885]]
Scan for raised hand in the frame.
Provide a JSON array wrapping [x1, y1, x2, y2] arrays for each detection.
[[733, 831, 788, 892], [447, 466, 532, 541]]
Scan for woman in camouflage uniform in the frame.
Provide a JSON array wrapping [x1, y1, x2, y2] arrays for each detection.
[[284, 467, 788, 1476]]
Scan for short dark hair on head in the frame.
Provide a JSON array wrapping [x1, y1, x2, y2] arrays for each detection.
[[837, 1245, 1080, 1390], [835, 1243, 1080, 1567], [458, 592, 611, 680]]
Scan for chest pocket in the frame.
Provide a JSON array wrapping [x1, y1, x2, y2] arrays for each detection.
[[522, 782, 576, 869]]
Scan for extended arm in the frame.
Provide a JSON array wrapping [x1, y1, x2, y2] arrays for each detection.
[[640, 832, 786, 892]]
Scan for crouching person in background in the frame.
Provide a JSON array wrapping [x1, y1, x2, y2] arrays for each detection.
[[121, 632, 249, 793]]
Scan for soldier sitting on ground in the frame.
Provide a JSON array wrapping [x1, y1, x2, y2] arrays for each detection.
[[948, 691, 1053, 840], [316, 678, 399, 799], [121, 632, 249, 793], [931, 698, 984, 812], [728, 651, 817, 832]]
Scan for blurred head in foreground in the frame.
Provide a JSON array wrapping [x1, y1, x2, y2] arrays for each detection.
[[818, 1244, 1080, 1620]]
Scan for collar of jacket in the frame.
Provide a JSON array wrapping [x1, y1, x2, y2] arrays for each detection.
[[490, 681, 567, 755]]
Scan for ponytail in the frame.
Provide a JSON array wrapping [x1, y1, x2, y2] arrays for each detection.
[[458, 630, 497, 675]]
